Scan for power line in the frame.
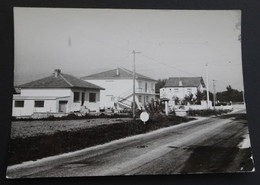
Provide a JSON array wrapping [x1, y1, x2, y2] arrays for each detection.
[[140, 53, 200, 77], [138, 53, 234, 92]]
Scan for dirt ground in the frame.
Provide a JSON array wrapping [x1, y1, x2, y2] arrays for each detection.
[[10, 117, 132, 139]]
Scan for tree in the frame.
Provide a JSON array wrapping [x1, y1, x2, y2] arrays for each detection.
[[155, 79, 167, 93], [195, 89, 205, 104], [194, 89, 213, 104], [216, 85, 243, 102], [183, 94, 195, 105], [174, 97, 180, 105]]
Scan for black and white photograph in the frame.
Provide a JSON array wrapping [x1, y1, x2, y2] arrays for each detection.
[[6, 7, 254, 178]]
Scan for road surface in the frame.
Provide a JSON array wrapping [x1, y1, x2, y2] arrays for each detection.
[[7, 109, 253, 178]]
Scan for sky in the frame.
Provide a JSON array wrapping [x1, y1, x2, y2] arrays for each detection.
[[13, 8, 243, 92]]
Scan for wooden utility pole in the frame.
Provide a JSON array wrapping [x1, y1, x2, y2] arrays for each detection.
[[206, 63, 210, 109], [213, 80, 217, 109], [132, 50, 141, 120]]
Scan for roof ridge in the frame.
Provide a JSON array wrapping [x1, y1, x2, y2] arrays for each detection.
[[120, 67, 134, 75], [169, 77, 202, 79], [59, 74, 73, 87], [81, 68, 116, 79]]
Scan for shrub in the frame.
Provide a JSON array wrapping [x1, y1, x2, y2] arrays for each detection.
[[12, 112, 131, 121], [187, 109, 231, 117], [144, 99, 164, 118]]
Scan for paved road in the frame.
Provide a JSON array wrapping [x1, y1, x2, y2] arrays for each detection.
[[7, 109, 253, 178]]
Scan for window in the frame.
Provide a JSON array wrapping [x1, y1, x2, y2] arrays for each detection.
[[138, 81, 142, 87], [89, 93, 96, 102], [15, 100, 24, 107], [174, 88, 179, 92], [145, 82, 148, 92], [138, 81, 143, 92], [35, 101, 44, 107], [138, 95, 142, 102], [73, 92, 80, 103], [146, 96, 149, 102], [187, 88, 192, 93]]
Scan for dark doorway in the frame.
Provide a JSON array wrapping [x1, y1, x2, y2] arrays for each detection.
[[81, 92, 85, 106], [59, 101, 68, 113]]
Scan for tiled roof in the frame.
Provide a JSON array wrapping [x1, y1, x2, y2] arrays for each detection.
[[164, 77, 205, 88], [81, 68, 156, 81], [19, 73, 105, 90]]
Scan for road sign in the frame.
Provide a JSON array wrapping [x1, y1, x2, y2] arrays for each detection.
[[140, 112, 149, 124]]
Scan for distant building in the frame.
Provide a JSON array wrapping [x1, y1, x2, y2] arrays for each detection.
[[160, 77, 205, 105], [81, 68, 157, 110], [12, 69, 104, 117]]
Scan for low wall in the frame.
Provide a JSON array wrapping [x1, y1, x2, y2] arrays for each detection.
[[173, 104, 233, 117]]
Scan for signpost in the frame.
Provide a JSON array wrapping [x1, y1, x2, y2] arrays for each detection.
[[140, 112, 149, 124]]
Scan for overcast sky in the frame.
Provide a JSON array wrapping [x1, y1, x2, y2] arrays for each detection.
[[14, 8, 242, 92]]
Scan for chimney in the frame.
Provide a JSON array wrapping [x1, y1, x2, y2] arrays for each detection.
[[179, 80, 182, 86], [116, 68, 120, 76], [54, 69, 61, 77]]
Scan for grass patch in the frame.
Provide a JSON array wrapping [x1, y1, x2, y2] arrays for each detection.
[[8, 116, 194, 165]]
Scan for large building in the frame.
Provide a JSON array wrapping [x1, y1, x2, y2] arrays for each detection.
[[12, 69, 104, 117], [160, 77, 205, 105], [81, 68, 157, 110]]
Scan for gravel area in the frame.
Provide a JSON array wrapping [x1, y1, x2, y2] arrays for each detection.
[[10, 118, 132, 139]]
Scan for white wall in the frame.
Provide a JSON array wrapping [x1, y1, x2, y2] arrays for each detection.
[[12, 99, 57, 116], [69, 89, 101, 112], [21, 88, 71, 97], [136, 80, 155, 94], [13, 88, 102, 116], [84, 89, 100, 112], [85, 79, 156, 109], [85, 79, 133, 108], [160, 87, 199, 100]]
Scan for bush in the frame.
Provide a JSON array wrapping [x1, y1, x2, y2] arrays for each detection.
[[12, 112, 131, 121], [187, 109, 231, 117], [144, 99, 164, 117]]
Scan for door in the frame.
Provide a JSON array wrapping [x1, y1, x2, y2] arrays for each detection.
[[81, 92, 85, 106], [59, 101, 68, 113]]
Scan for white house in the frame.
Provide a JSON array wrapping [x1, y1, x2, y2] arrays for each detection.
[[160, 77, 205, 106], [12, 69, 104, 117], [81, 68, 157, 110]]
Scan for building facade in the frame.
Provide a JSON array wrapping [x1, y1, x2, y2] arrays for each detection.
[[81, 68, 157, 110], [160, 77, 205, 106], [12, 69, 104, 117]]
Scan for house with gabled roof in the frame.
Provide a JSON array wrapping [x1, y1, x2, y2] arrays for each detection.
[[81, 67, 157, 110], [160, 77, 206, 105], [12, 69, 104, 117]]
